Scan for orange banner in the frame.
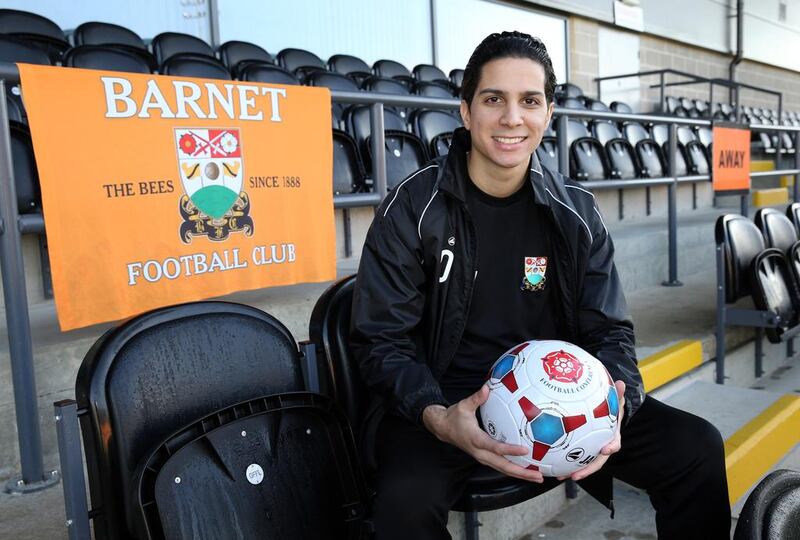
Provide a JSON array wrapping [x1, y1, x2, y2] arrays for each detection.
[[18, 64, 335, 331], [712, 124, 751, 192]]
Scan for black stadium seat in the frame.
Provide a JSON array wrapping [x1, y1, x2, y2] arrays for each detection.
[[75, 301, 366, 539], [333, 129, 366, 194], [71, 21, 156, 71], [564, 119, 609, 181], [362, 76, 408, 95], [734, 469, 800, 540], [328, 53, 372, 85], [0, 8, 68, 62], [10, 122, 42, 214], [592, 122, 639, 179], [306, 71, 360, 128], [369, 130, 427, 189], [345, 105, 408, 167], [0, 34, 51, 65], [622, 123, 666, 178], [559, 96, 585, 110], [650, 124, 689, 176], [610, 101, 633, 114], [411, 109, 462, 158], [63, 45, 151, 74], [787, 203, 800, 237], [413, 63, 448, 83], [217, 40, 273, 77], [555, 83, 582, 99], [415, 81, 455, 99], [450, 68, 464, 90], [6, 93, 24, 124], [239, 62, 299, 85], [536, 137, 559, 172], [278, 47, 326, 74], [160, 53, 231, 80], [150, 31, 214, 66], [755, 208, 800, 291], [373, 59, 414, 87]]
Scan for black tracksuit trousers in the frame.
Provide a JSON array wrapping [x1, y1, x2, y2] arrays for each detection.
[[371, 396, 731, 540]]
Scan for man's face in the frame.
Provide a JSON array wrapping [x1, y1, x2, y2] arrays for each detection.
[[460, 57, 554, 175]]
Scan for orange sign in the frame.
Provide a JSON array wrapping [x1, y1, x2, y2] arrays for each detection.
[[18, 64, 335, 331], [712, 125, 751, 192]]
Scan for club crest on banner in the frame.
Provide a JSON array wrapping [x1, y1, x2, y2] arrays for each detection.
[[174, 128, 254, 243], [521, 256, 547, 291]]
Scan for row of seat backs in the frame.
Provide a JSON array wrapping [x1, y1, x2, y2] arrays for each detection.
[[76, 301, 367, 539], [716, 206, 800, 342], [540, 119, 711, 181], [334, 108, 461, 194]]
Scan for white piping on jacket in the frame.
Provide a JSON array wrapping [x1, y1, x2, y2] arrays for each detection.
[[418, 189, 439, 239], [382, 164, 439, 217]]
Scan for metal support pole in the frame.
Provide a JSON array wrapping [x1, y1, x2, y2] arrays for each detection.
[[663, 123, 682, 286], [566, 479, 578, 499], [646, 187, 651, 215], [795, 128, 800, 202], [755, 328, 764, 378], [740, 193, 749, 218], [659, 73, 665, 113], [715, 245, 727, 384], [369, 102, 387, 196], [617, 190, 624, 221], [464, 511, 481, 540], [787, 338, 795, 366], [54, 400, 91, 540], [342, 208, 351, 258], [0, 81, 58, 493], [557, 114, 569, 176]]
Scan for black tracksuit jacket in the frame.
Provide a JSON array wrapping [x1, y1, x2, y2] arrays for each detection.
[[351, 129, 644, 499]]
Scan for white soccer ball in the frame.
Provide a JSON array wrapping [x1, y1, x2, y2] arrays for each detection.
[[479, 340, 619, 477]]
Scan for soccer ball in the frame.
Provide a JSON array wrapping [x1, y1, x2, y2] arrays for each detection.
[[479, 340, 619, 477]]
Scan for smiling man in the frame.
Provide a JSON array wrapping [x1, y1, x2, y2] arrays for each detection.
[[351, 31, 731, 540]]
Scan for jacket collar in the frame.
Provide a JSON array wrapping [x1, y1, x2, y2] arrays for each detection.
[[437, 127, 551, 208]]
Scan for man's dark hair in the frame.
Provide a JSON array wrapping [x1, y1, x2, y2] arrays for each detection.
[[461, 31, 557, 107]]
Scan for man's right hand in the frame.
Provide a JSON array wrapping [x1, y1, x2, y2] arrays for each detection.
[[421, 384, 544, 483]]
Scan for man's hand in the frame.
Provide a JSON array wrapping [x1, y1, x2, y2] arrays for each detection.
[[558, 380, 626, 482], [422, 385, 544, 483]]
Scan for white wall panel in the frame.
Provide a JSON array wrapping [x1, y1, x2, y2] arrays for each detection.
[[433, 0, 567, 81], [217, 0, 433, 70], [597, 27, 640, 110], [639, 0, 729, 53], [2, 1, 211, 42]]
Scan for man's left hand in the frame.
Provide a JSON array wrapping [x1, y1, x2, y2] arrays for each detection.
[[558, 380, 626, 482]]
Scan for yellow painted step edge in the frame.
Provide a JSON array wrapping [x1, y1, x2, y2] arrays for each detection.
[[752, 188, 789, 207], [639, 340, 703, 392], [724, 394, 800, 505], [750, 160, 775, 173]]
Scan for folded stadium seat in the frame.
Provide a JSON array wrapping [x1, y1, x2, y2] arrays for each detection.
[[694, 99, 709, 117], [217, 40, 273, 78], [558, 96, 586, 110], [160, 53, 231, 80], [373, 59, 415, 88], [333, 129, 367, 194], [306, 71, 360, 129], [755, 208, 800, 294], [449, 68, 464, 91], [328, 53, 372, 86], [10, 123, 42, 214], [536, 137, 559, 171], [586, 98, 610, 112], [6, 93, 23, 124], [150, 31, 214, 66], [716, 214, 799, 343], [368, 130, 427, 189], [63, 45, 151, 74], [412, 63, 448, 83], [622, 122, 666, 178], [610, 101, 633, 114], [786, 203, 800, 237], [0, 8, 69, 63], [239, 62, 299, 85], [733, 469, 800, 540], [564, 119, 609, 180], [650, 124, 689, 176], [277, 47, 326, 75], [71, 21, 157, 72], [74, 301, 367, 539], [309, 276, 554, 535], [345, 105, 409, 170], [415, 81, 456, 99], [676, 126, 710, 174], [361, 76, 411, 120], [592, 121, 639, 179], [0, 35, 51, 125], [410, 108, 462, 157], [554, 82, 582, 99]]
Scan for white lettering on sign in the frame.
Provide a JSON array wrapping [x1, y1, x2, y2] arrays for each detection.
[[101, 76, 288, 122], [125, 244, 296, 285]]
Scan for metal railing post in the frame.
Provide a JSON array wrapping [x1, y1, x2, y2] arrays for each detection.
[[0, 80, 58, 493], [659, 72, 665, 113], [663, 122, 682, 286], [369, 102, 387, 197], [557, 114, 569, 176], [715, 244, 726, 384], [795, 129, 800, 202]]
